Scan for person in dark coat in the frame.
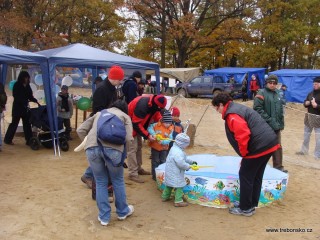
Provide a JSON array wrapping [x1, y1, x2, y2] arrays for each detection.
[[90, 74, 120, 116], [296, 76, 320, 159], [253, 75, 287, 173], [212, 93, 280, 216], [4, 71, 38, 145], [121, 71, 143, 104]]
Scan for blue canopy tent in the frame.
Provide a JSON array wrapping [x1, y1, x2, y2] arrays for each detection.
[[269, 69, 320, 103], [37, 43, 161, 150], [0, 45, 59, 154], [204, 67, 266, 98]]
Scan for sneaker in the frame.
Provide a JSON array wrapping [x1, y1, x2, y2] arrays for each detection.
[[129, 175, 144, 183], [81, 175, 93, 189], [232, 201, 240, 208], [229, 207, 255, 217], [118, 205, 134, 220], [98, 216, 109, 226], [174, 202, 188, 207], [138, 169, 151, 175]]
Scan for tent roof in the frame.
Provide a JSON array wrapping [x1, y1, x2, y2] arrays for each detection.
[[146, 67, 200, 82], [205, 67, 266, 74], [37, 43, 159, 69], [0, 44, 47, 64], [270, 69, 320, 76]]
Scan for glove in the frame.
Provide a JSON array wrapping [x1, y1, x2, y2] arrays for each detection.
[[190, 164, 199, 171], [192, 161, 198, 165]]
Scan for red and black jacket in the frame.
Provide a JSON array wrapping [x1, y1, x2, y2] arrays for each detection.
[[128, 96, 162, 139], [223, 101, 279, 158]]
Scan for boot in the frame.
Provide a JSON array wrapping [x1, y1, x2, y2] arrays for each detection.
[[129, 175, 144, 183], [138, 169, 151, 175]]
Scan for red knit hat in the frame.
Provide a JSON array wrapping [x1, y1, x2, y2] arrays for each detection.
[[108, 66, 124, 81], [170, 107, 180, 117], [153, 95, 167, 109]]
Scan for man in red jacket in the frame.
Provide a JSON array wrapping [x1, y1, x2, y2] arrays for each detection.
[[127, 95, 167, 183]]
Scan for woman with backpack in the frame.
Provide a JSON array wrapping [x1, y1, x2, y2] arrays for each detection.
[[77, 100, 134, 226]]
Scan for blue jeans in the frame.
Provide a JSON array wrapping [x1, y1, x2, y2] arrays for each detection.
[[86, 147, 131, 222], [301, 125, 320, 158], [84, 166, 94, 178]]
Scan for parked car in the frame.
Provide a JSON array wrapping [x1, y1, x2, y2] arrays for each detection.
[[176, 75, 242, 98]]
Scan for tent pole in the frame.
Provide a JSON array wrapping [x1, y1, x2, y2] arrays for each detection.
[[196, 105, 210, 128]]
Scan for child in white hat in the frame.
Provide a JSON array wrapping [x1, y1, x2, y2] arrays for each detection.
[[161, 133, 195, 207]]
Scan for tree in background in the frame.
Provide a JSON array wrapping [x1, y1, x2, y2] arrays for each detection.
[[239, 0, 320, 71], [0, 0, 126, 51], [126, 0, 255, 67]]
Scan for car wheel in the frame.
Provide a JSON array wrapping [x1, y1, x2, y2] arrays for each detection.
[[29, 137, 40, 150], [178, 88, 188, 98], [213, 89, 222, 97]]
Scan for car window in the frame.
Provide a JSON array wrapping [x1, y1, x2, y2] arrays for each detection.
[[190, 77, 201, 84], [214, 76, 223, 83], [203, 77, 212, 83]]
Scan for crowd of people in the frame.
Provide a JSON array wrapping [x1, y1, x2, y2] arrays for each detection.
[[1, 67, 320, 224]]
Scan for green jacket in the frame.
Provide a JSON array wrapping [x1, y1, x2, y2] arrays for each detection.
[[253, 87, 284, 131]]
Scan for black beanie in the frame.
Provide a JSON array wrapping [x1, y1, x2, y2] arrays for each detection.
[[313, 77, 320, 83], [132, 71, 142, 78]]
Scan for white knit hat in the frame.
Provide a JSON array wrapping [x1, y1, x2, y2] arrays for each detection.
[[175, 133, 190, 149]]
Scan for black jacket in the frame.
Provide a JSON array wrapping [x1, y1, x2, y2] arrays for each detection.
[[91, 79, 117, 116], [303, 89, 320, 128], [122, 77, 138, 104], [12, 81, 37, 117]]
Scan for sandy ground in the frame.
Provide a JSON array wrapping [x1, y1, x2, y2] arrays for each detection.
[[0, 88, 320, 240]]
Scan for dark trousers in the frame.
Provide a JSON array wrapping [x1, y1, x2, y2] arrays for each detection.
[[251, 90, 258, 99], [242, 92, 248, 101], [239, 153, 272, 210], [151, 148, 168, 180], [62, 118, 72, 137], [4, 115, 33, 144], [272, 130, 283, 169]]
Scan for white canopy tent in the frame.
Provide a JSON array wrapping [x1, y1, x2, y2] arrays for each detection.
[[146, 67, 200, 82]]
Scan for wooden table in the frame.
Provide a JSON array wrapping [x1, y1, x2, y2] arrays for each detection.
[[74, 105, 92, 129]]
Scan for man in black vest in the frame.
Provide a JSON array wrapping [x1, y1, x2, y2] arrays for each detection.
[[212, 93, 281, 217]]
